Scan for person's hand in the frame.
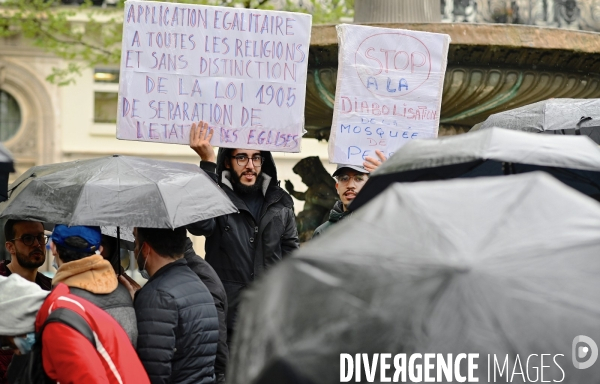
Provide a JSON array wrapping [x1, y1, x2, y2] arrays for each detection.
[[363, 150, 387, 173], [190, 121, 216, 163], [119, 275, 140, 300], [284, 180, 295, 194]]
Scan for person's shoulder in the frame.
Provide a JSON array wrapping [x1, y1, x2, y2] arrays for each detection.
[[313, 221, 332, 238], [36, 271, 53, 291], [267, 184, 295, 208]]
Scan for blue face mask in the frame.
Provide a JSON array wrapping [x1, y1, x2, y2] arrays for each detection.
[[52, 259, 58, 270], [13, 333, 36, 355]]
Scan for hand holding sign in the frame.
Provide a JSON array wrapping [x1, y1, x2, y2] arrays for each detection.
[[189, 121, 216, 163], [363, 150, 387, 173]]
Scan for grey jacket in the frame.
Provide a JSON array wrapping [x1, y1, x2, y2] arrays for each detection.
[[70, 284, 138, 347]]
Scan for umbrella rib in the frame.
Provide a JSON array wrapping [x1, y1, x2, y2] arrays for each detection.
[[122, 160, 174, 228]]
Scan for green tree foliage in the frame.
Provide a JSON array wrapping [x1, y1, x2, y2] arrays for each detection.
[[0, 0, 349, 85]]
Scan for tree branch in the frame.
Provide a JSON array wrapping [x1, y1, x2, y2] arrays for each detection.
[[32, 17, 114, 56]]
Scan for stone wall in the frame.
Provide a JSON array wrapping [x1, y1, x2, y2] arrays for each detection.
[[441, 0, 599, 31]]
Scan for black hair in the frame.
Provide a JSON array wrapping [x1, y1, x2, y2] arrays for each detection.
[[4, 219, 18, 241], [136, 227, 186, 259], [4, 219, 43, 241], [55, 236, 94, 263]]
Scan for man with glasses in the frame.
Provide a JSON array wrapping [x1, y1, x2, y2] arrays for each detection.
[[0, 220, 51, 383], [313, 164, 370, 238], [1, 220, 51, 289], [187, 121, 299, 353]]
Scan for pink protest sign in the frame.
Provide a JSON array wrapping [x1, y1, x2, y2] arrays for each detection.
[[329, 25, 450, 165], [117, 0, 312, 152]]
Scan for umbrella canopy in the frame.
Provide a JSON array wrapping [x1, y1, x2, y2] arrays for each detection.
[[229, 173, 600, 384], [101, 226, 135, 251], [472, 98, 600, 144], [350, 128, 600, 211], [0, 155, 237, 228]]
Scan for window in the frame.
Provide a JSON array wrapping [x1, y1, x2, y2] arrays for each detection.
[[94, 92, 119, 123], [94, 68, 119, 124], [94, 68, 119, 84], [0, 90, 21, 142]]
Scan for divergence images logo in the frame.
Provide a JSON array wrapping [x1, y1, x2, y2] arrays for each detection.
[[572, 335, 598, 369]]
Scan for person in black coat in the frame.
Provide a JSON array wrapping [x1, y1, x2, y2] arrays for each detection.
[[183, 238, 228, 383], [133, 227, 219, 384], [187, 121, 300, 345]]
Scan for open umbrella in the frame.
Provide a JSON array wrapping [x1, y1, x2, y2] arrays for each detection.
[[0, 155, 236, 228], [351, 128, 600, 211], [472, 98, 600, 144], [229, 173, 600, 384], [0, 155, 237, 273]]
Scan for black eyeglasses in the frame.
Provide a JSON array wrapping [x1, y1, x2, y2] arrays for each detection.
[[232, 154, 264, 167], [11, 234, 48, 246]]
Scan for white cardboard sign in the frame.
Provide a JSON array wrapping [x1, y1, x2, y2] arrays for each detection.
[[117, 1, 312, 152], [329, 24, 450, 165]]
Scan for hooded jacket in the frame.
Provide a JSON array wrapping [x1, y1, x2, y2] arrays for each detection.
[[53, 255, 138, 347], [36, 283, 149, 384], [187, 149, 299, 339], [312, 200, 350, 238]]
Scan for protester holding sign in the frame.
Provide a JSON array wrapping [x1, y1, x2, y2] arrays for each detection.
[[313, 151, 386, 238], [329, 24, 450, 166], [187, 121, 299, 346]]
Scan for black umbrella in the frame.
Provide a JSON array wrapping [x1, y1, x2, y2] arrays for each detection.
[[472, 98, 600, 144], [0, 155, 236, 228], [0, 155, 237, 272], [0, 143, 15, 203], [229, 173, 600, 384], [351, 128, 600, 211]]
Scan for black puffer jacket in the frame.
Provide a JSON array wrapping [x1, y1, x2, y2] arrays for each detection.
[[184, 238, 228, 382], [134, 258, 219, 384], [187, 149, 299, 341]]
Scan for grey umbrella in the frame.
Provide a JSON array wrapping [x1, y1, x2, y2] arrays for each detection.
[[472, 98, 600, 143], [229, 173, 600, 384], [0, 155, 236, 228], [351, 128, 600, 211]]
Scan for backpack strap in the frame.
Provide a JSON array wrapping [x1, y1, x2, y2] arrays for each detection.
[[40, 307, 96, 348]]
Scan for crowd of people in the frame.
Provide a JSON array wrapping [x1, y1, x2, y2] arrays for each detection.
[[0, 120, 385, 384]]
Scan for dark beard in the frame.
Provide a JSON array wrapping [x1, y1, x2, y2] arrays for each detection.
[[230, 170, 264, 195], [15, 250, 45, 269]]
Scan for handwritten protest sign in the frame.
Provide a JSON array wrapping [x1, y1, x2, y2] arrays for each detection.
[[329, 24, 450, 165], [117, 1, 311, 152]]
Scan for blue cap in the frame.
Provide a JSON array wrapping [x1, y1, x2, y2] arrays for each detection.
[[51, 225, 102, 253]]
